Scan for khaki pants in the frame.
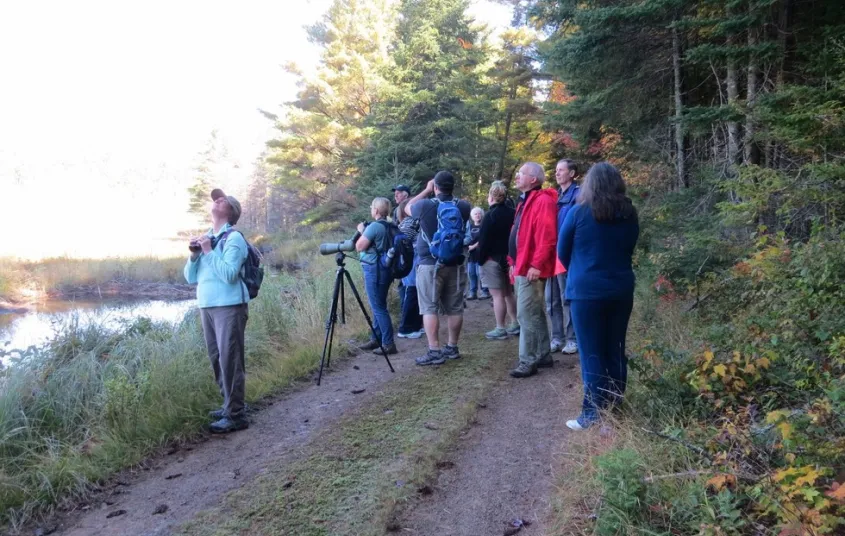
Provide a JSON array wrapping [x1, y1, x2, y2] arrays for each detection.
[[201, 304, 248, 417], [516, 276, 551, 366]]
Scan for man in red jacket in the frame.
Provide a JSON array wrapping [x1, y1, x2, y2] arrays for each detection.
[[507, 162, 559, 378]]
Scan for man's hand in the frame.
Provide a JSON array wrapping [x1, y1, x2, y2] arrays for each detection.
[[425, 179, 436, 194], [468, 243, 479, 251], [357, 222, 366, 233], [199, 236, 213, 254], [526, 267, 541, 282]]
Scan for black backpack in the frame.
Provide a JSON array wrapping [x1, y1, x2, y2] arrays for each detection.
[[219, 229, 265, 301], [374, 220, 415, 280]]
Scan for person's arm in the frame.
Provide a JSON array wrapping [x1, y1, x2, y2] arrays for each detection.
[[405, 179, 435, 216], [356, 221, 383, 253], [558, 205, 578, 270], [464, 220, 473, 246], [184, 255, 199, 284], [530, 196, 559, 274], [204, 232, 248, 284]]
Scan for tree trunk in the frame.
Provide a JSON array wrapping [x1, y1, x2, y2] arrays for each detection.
[[744, 10, 761, 165], [672, 25, 686, 188], [495, 83, 517, 181], [725, 4, 740, 171]]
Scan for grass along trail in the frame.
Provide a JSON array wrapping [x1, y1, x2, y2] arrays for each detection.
[[44, 299, 583, 536]]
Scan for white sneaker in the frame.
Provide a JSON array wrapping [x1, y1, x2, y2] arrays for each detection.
[[566, 419, 586, 431], [550, 339, 563, 353], [562, 341, 578, 354], [398, 330, 424, 339]]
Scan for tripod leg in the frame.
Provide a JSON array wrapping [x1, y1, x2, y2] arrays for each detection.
[[317, 268, 343, 385], [343, 269, 395, 373], [340, 275, 346, 324]]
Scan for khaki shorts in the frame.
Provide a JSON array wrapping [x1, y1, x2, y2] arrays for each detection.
[[416, 264, 467, 316], [481, 259, 510, 290]]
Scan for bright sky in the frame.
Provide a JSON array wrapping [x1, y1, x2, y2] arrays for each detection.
[[0, 0, 512, 259]]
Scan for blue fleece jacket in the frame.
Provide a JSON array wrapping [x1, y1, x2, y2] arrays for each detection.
[[556, 183, 580, 237], [183, 223, 250, 308], [557, 204, 639, 301]]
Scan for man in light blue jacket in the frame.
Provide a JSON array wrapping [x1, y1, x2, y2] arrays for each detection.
[[184, 188, 250, 434]]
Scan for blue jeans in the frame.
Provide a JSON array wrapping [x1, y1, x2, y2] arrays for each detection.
[[570, 298, 633, 423], [362, 264, 394, 347], [398, 285, 423, 334], [467, 261, 486, 294]]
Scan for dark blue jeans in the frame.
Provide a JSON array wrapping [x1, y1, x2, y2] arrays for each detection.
[[362, 264, 394, 347], [398, 285, 423, 334], [570, 298, 633, 423]]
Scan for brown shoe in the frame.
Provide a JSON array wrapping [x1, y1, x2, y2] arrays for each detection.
[[509, 362, 537, 378], [372, 343, 398, 356], [358, 339, 380, 351]]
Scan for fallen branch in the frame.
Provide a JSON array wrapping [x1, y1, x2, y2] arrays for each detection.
[[639, 427, 713, 461], [643, 469, 711, 483]]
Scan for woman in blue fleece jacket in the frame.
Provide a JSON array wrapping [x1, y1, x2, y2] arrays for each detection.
[[557, 162, 639, 430]]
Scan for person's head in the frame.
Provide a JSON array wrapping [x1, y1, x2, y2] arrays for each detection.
[[578, 162, 637, 222], [392, 184, 410, 205], [470, 207, 484, 224], [555, 159, 578, 188], [514, 162, 545, 193], [397, 199, 410, 223], [488, 180, 507, 207], [210, 188, 242, 225], [433, 170, 455, 196], [370, 197, 391, 220]]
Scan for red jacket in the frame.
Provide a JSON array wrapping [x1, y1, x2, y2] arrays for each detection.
[[508, 187, 562, 278]]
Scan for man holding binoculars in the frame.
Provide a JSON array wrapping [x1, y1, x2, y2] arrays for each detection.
[[184, 188, 250, 434]]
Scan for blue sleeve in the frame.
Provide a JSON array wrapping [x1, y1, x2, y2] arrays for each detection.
[[184, 257, 199, 284], [205, 232, 248, 284], [558, 205, 578, 270]]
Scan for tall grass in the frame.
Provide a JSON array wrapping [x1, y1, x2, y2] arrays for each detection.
[[0, 257, 365, 529], [0, 256, 188, 303]]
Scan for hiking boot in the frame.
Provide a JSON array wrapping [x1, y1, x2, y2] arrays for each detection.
[[208, 406, 249, 420], [505, 323, 521, 336], [509, 362, 537, 378], [550, 339, 563, 353], [415, 349, 445, 366], [562, 341, 578, 354], [209, 415, 249, 434], [466, 292, 477, 301], [358, 339, 380, 351], [537, 354, 555, 368], [479, 291, 491, 300], [372, 343, 398, 356], [442, 345, 461, 360], [485, 327, 509, 340]]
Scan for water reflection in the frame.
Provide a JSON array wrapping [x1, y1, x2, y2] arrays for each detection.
[[0, 299, 195, 353]]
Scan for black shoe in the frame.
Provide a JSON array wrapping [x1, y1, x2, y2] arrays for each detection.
[[537, 355, 555, 368], [358, 339, 380, 351], [209, 416, 249, 434], [509, 362, 537, 378], [209, 405, 249, 419], [466, 293, 477, 301], [372, 343, 398, 356]]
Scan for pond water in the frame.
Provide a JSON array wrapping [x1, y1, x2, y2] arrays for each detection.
[[0, 299, 196, 353]]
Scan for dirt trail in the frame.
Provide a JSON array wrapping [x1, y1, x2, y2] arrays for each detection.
[[41, 299, 583, 536], [397, 350, 582, 535], [50, 337, 429, 536]]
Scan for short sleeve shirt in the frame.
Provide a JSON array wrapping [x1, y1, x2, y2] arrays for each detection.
[[359, 220, 389, 265], [410, 195, 472, 265]]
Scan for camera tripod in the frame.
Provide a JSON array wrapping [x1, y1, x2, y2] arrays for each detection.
[[317, 253, 395, 385]]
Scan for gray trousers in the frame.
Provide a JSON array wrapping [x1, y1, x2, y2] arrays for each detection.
[[546, 273, 576, 344], [201, 304, 248, 417], [516, 276, 551, 366]]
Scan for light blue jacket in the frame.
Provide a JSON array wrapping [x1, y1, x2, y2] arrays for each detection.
[[184, 223, 250, 308]]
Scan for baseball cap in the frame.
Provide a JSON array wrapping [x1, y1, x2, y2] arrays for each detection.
[[391, 184, 411, 194], [210, 188, 242, 225]]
